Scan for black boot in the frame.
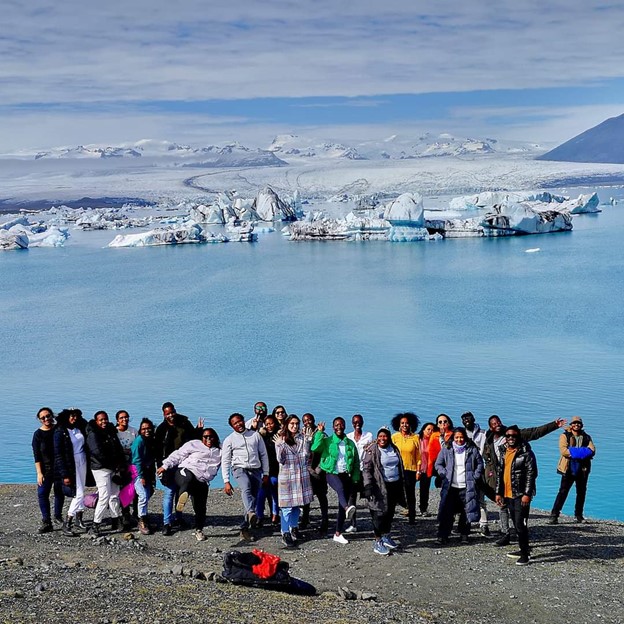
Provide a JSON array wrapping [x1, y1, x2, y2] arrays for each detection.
[[110, 517, 119, 532], [90, 522, 102, 536], [62, 516, 78, 537], [38, 520, 53, 534], [122, 510, 132, 531], [75, 511, 88, 531]]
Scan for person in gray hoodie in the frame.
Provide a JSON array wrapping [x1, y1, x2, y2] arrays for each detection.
[[221, 413, 269, 540]]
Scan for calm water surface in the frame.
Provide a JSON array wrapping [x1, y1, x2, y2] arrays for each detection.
[[1, 189, 622, 520]]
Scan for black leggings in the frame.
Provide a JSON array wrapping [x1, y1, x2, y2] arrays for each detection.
[[370, 480, 402, 538], [418, 473, 432, 513], [174, 468, 208, 530]]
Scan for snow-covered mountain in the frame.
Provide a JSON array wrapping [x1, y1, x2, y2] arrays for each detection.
[[267, 132, 545, 161], [537, 113, 624, 164], [29, 140, 286, 168]]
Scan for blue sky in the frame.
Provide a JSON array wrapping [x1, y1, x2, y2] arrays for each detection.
[[1, 1, 623, 151]]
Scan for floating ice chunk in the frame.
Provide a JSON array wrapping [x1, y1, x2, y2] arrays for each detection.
[[525, 248, 540, 253], [383, 193, 425, 226], [1, 215, 30, 230], [108, 223, 220, 247], [252, 187, 296, 221], [225, 221, 257, 242], [28, 226, 70, 247], [0, 229, 29, 250], [387, 226, 430, 242], [481, 203, 572, 235], [563, 192, 600, 214]]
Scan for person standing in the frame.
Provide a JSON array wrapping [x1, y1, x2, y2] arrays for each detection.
[[221, 413, 269, 541], [32, 407, 64, 534], [311, 417, 361, 544], [345, 413, 373, 532], [391, 412, 421, 525], [435, 427, 484, 545], [115, 410, 138, 529], [495, 425, 537, 566], [131, 418, 156, 535], [417, 422, 436, 516], [300, 413, 329, 534], [275, 415, 314, 547], [460, 411, 490, 536], [86, 410, 127, 535], [362, 427, 406, 555], [54, 408, 91, 535], [154, 401, 200, 536], [246, 401, 268, 431], [483, 414, 565, 546], [548, 416, 595, 524]]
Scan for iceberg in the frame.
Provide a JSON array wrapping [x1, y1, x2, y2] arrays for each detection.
[[252, 187, 296, 222], [0, 229, 29, 250], [108, 223, 221, 247], [383, 192, 425, 226], [28, 226, 70, 247], [481, 203, 572, 235]]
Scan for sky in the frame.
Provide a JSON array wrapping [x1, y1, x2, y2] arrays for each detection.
[[1, 0, 624, 152]]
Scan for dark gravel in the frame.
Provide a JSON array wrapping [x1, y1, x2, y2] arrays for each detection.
[[1, 484, 622, 624]]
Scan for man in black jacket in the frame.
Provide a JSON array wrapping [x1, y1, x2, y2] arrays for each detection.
[[495, 425, 537, 566]]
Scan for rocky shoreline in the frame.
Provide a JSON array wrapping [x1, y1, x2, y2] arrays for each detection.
[[1, 484, 622, 624]]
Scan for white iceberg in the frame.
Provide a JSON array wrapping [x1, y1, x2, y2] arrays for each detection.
[[0, 229, 29, 250], [383, 192, 425, 226], [252, 187, 296, 221], [481, 203, 572, 235], [28, 226, 70, 247], [108, 223, 220, 247]]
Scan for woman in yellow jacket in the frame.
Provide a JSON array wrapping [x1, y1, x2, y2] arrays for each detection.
[[391, 412, 421, 525]]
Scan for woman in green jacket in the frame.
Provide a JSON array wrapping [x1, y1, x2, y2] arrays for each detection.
[[311, 417, 361, 544]]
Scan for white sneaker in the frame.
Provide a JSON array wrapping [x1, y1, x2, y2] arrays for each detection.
[[333, 533, 349, 545], [345, 505, 356, 521], [194, 529, 206, 541], [345, 525, 357, 534]]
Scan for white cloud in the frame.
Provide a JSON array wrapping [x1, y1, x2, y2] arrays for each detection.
[[2, 1, 624, 104]]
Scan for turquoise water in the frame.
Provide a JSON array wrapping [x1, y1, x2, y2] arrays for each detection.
[[2, 191, 622, 520]]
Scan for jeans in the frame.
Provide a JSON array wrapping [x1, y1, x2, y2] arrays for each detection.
[[232, 467, 263, 527], [37, 473, 64, 522], [326, 472, 354, 534], [134, 476, 153, 518], [280, 506, 301, 533], [160, 468, 179, 527], [92, 468, 122, 524], [256, 475, 279, 519]]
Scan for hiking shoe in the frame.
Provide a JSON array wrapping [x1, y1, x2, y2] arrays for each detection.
[[162, 524, 172, 536], [247, 511, 258, 529], [382, 535, 399, 550], [194, 529, 206, 542], [176, 491, 189, 513], [515, 555, 530, 566], [547, 515, 558, 524], [480, 525, 491, 537], [282, 532, 295, 548], [110, 517, 119, 532], [506, 550, 522, 559], [373, 539, 390, 555], [333, 533, 349, 545], [345, 525, 357, 534], [90, 522, 102, 536], [38, 520, 53, 534], [575, 516, 585, 523], [494, 532, 511, 547], [289, 527, 299, 542], [240, 528, 253, 542], [53, 515, 63, 525], [345, 505, 356, 522], [138, 518, 151, 536]]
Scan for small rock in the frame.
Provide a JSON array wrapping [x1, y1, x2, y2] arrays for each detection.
[[171, 565, 183, 576], [34, 583, 46, 592], [360, 592, 377, 601]]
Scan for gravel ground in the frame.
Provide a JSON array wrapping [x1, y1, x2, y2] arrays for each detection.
[[1, 484, 622, 624]]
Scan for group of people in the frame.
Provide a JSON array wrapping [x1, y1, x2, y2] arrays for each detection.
[[32, 402, 596, 566]]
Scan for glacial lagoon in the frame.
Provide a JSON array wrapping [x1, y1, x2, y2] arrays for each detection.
[[1, 187, 623, 520]]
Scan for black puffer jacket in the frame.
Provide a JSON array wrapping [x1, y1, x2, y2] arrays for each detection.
[[495, 441, 537, 499], [86, 421, 126, 472]]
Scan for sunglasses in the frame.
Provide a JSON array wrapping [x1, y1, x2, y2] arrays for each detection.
[[505, 433, 519, 438], [437, 420, 449, 425], [39, 415, 53, 420], [203, 434, 216, 439]]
